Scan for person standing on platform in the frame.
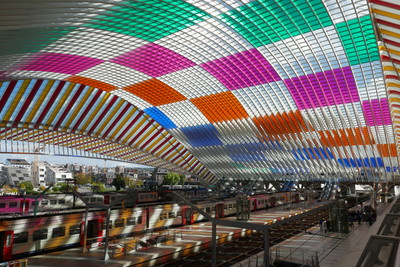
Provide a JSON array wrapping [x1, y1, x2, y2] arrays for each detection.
[[323, 220, 327, 233], [319, 219, 323, 233], [326, 220, 331, 232]]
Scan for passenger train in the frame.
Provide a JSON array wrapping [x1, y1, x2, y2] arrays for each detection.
[[0, 191, 302, 262], [0, 189, 206, 215]]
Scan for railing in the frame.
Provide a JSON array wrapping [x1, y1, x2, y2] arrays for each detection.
[[356, 196, 400, 267], [232, 246, 320, 267], [0, 259, 28, 267]]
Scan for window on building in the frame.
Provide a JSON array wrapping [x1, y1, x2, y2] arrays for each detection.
[[33, 229, 48, 241], [16, 170, 22, 174], [52, 227, 66, 238], [18, 177, 24, 181]]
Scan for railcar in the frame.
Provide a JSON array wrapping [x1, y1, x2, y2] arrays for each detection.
[[0, 190, 307, 261]]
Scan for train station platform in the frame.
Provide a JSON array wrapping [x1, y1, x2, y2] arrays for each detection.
[[232, 199, 393, 267], [25, 200, 331, 267]]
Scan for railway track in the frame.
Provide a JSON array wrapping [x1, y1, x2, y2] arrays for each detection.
[[159, 208, 330, 267]]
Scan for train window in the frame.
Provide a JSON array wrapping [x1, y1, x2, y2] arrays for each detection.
[[52, 227, 66, 238], [41, 200, 48, 205], [168, 212, 176, 218], [97, 198, 103, 202], [206, 207, 211, 213], [50, 200, 57, 205], [127, 218, 135, 226], [115, 219, 124, 228], [0, 203, 5, 208], [224, 205, 227, 210], [233, 204, 237, 208], [212, 207, 215, 211], [103, 221, 113, 229], [69, 225, 80, 235], [228, 204, 233, 209], [33, 229, 48, 241], [9, 202, 17, 208], [176, 211, 182, 217], [14, 232, 28, 243], [58, 199, 65, 204], [137, 216, 143, 224], [111, 196, 116, 201], [160, 214, 167, 220]]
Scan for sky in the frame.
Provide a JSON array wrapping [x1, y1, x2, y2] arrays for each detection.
[[0, 153, 152, 169]]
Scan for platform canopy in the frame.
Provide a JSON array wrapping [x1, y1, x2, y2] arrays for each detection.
[[0, 0, 399, 184]]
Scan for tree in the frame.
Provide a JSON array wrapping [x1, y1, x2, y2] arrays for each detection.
[[111, 173, 126, 191], [135, 179, 144, 188], [163, 172, 180, 185], [74, 172, 92, 185], [179, 174, 186, 185], [91, 182, 105, 192], [18, 181, 34, 192], [56, 183, 70, 192]]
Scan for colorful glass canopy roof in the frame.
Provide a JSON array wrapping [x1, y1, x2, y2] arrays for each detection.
[[0, 0, 399, 184]]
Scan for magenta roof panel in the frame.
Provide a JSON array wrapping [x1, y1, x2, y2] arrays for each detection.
[[20, 53, 104, 75], [284, 66, 359, 110], [362, 98, 392, 126], [200, 48, 281, 90], [110, 43, 196, 77]]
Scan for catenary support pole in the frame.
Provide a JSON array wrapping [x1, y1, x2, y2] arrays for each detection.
[[103, 208, 111, 260], [212, 222, 217, 267], [264, 229, 270, 266], [82, 207, 89, 252]]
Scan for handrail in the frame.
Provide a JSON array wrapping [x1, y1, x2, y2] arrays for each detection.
[[0, 259, 28, 267]]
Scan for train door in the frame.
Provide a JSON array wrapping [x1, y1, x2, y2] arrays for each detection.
[[80, 219, 102, 245], [182, 208, 192, 225], [215, 204, 224, 219], [19, 200, 29, 212], [87, 220, 100, 239], [0, 231, 13, 261], [270, 197, 276, 208]]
